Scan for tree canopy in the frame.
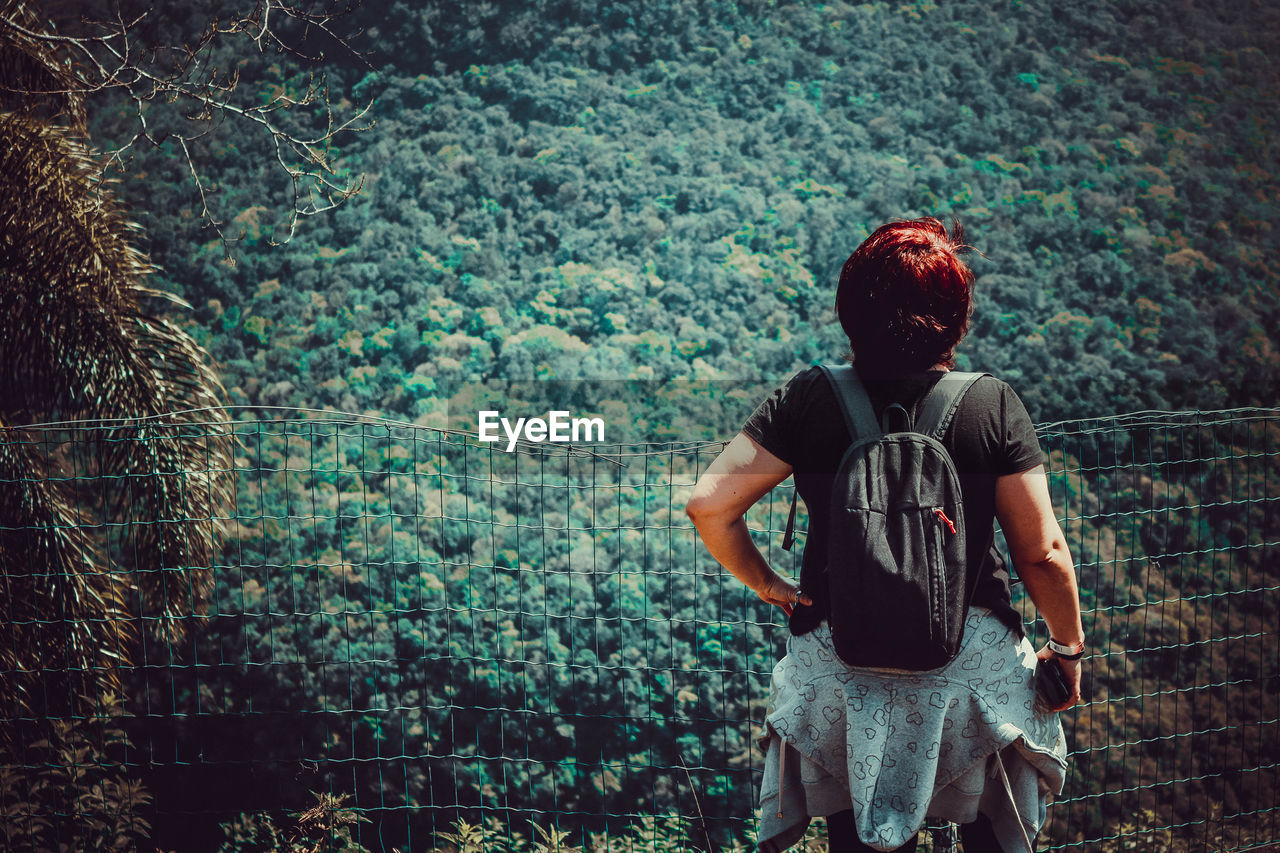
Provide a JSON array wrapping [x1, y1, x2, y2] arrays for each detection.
[[96, 0, 1280, 428]]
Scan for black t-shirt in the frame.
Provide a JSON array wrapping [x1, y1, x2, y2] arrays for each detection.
[[741, 365, 1044, 638]]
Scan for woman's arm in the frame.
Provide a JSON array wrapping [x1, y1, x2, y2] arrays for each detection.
[[685, 433, 814, 613], [995, 464, 1085, 711]]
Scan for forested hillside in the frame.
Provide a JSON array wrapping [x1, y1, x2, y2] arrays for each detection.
[[59, 1, 1280, 850], [95, 0, 1279, 427]]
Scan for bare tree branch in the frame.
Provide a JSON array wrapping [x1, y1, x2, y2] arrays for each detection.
[[0, 0, 372, 248]]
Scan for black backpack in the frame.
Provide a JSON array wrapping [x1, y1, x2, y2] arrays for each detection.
[[783, 365, 986, 671]]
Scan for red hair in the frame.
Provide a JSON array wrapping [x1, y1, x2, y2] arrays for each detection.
[[835, 217, 975, 376]]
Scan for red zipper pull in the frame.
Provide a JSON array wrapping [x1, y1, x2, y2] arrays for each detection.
[[934, 508, 957, 534]]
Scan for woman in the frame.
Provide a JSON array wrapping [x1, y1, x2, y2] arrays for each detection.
[[685, 218, 1083, 852]]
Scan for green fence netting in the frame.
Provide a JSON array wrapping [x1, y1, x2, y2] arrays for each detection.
[[1, 407, 1277, 852]]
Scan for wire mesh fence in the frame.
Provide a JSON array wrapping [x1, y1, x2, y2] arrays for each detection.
[[1, 407, 1278, 851]]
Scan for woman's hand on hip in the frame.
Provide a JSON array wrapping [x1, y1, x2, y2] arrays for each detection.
[[754, 572, 813, 616]]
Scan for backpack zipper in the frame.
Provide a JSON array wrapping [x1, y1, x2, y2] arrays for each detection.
[[931, 508, 953, 648], [933, 507, 957, 534]]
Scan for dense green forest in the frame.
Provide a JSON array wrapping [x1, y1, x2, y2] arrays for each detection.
[[10, 0, 1278, 851], [97, 0, 1279, 426]]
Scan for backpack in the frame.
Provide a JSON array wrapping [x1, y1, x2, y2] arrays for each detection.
[[782, 365, 986, 671]]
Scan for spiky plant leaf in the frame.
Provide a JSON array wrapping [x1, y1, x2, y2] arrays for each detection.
[[0, 1, 87, 130], [0, 428, 133, 748], [0, 36, 233, 718]]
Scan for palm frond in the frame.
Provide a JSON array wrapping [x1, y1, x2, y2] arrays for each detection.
[[0, 422, 134, 734], [0, 115, 141, 359], [0, 3, 87, 131], [0, 86, 233, 705]]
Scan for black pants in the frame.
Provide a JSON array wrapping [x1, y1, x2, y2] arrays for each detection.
[[826, 809, 1005, 852]]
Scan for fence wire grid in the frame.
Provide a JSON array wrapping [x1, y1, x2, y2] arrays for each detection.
[[1, 407, 1278, 852]]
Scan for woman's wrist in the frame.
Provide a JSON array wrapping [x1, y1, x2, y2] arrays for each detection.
[[1047, 637, 1085, 660]]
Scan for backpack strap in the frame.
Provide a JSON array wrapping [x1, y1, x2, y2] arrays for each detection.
[[817, 364, 879, 441], [783, 365, 876, 552], [915, 371, 986, 440], [781, 487, 800, 552]]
